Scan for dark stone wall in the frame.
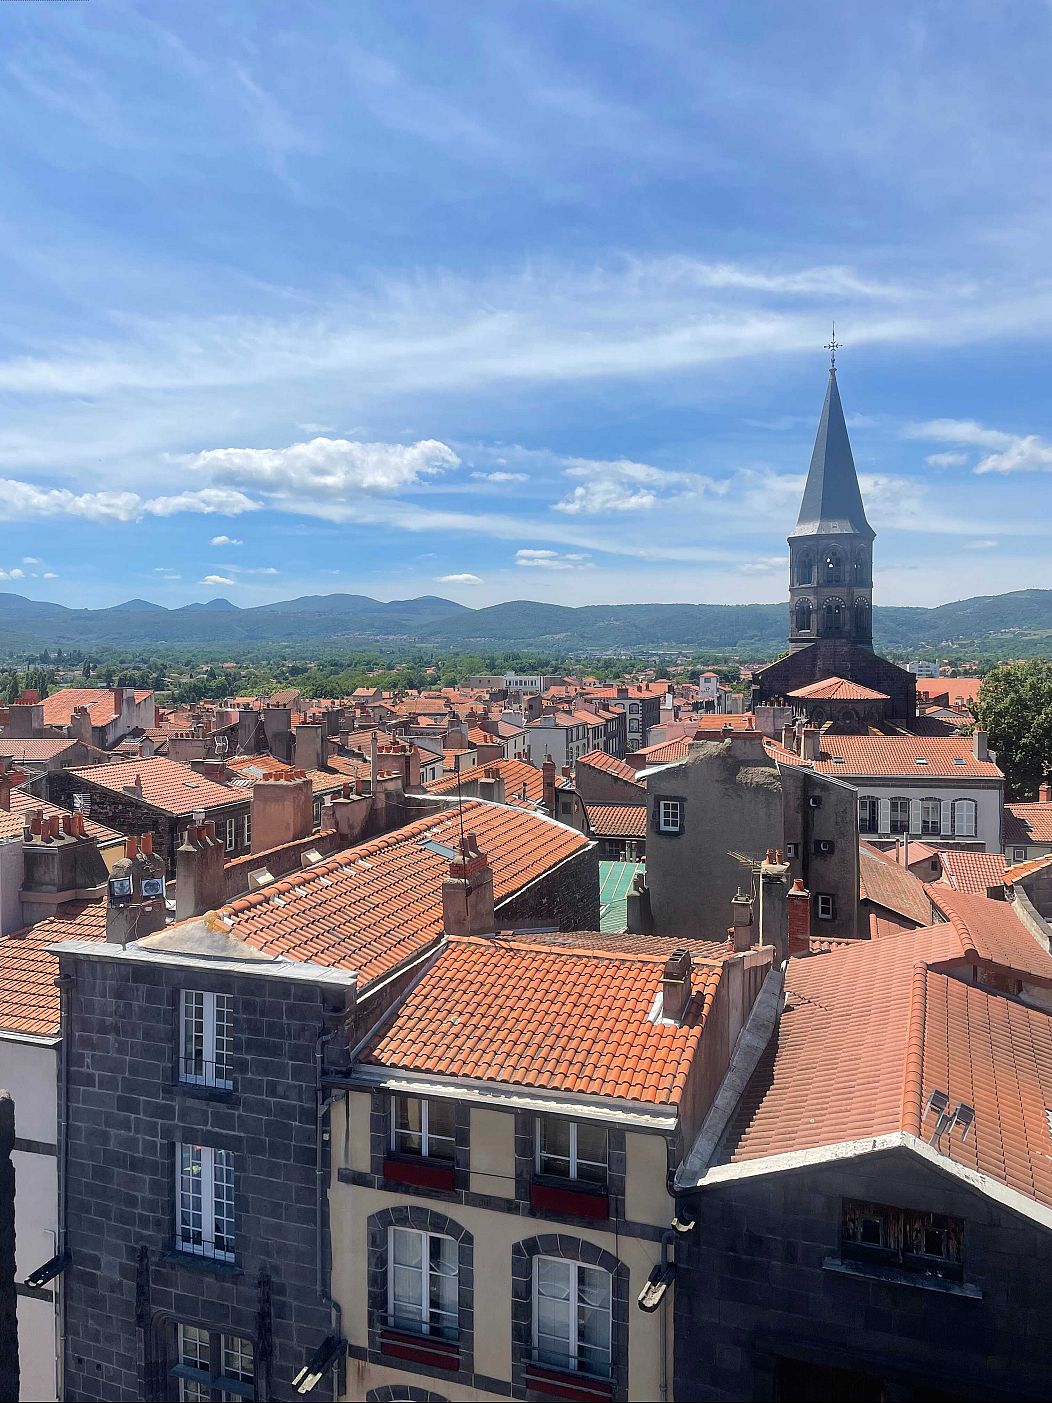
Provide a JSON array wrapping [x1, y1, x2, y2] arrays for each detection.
[[752, 641, 917, 720], [675, 1147, 1052, 1402], [60, 952, 349, 1402], [0, 1092, 17, 1403], [495, 843, 600, 933], [46, 771, 251, 874]]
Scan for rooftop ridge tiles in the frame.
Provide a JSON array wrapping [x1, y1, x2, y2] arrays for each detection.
[[900, 961, 930, 1138], [453, 932, 722, 968]]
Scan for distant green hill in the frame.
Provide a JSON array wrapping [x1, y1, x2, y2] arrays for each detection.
[[0, 588, 1048, 657]]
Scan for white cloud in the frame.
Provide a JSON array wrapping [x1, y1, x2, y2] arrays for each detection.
[[909, 417, 1052, 474], [736, 555, 787, 575], [0, 568, 25, 581], [210, 534, 243, 546], [554, 480, 657, 514], [188, 436, 458, 497], [436, 572, 483, 584], [42, 571, 58, 579], [552, 455, 701, 515], [925, 451, 969, 467], [0, 479, 258, 524], [515, 548, 592, 571], [21, 556, 39, 564], [965, 539, 999, 550], [469, 471, 527, 482], [202, 574, 235, 586]]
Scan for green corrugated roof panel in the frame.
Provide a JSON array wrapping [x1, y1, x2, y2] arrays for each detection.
[[598, 859, 645, 933]]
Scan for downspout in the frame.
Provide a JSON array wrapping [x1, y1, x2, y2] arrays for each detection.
[[315, 1024, 343, 1401], [659, 1228, 674, 1403], [55, 972, 74, 1403]]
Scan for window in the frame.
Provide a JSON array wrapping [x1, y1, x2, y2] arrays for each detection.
[[822, 552, 842, 585], [387, 1227, 458, 1340], [921, 798, 941, 835], [952, 798, 977, 838], [173, 1324, 254, 1402], [390, 1095, 455, 1162], [857, 796, 878, 832], [816, 894, 836, 921], [177, 1144, 235, 1261], [795, 553, 814, 585], [312, 797, 323, 832], [822, 598, 845, 632], [536, 1118, 608, 1186], [794, 599, 813, 633], [785, 842, 799, 859], [889, 797, 910, 834], [657, 798, 683, 833], [533, 1257, 612, 1379], [224, 817, 235, 853], [179, 990, 233, 1089], [1014, 847, 1028, 862], [841, 1199, 962, 1282], [241, 812, 251, 849]]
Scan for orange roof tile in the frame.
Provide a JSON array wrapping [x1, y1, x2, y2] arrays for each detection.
[[576, 750, 642, 785], [584, 803, 647, 838], [915, 677, 983, 707], [425, 757, 563, 806], [938, 848, 1007, 894], [360, 936, 725, 1105], [0, 903, 106, 1036], [38, 686, 153, 730], [219, 800, 590, 987], [1005, 802, 1052, 845], [788, 676, 889, 701], [692, 714, 755, 731], [858, 843, 934, 926], [0, 788, 122, 845], [66, 756, 244, 816], [630, 737, 691, 766], [765, 733, 1002, 779]]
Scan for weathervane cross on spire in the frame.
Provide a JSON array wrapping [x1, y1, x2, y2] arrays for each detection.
[[824, 321, 842, 370]]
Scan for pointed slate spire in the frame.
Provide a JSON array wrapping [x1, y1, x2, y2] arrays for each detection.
[[790, 368, 874, 540]]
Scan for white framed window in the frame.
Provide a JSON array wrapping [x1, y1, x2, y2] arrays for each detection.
[[658, 799, 683, 833], [179, 990, 233, 1089], [889, 798, 910, 834], [952, 798, 977, 838], [1013, 847, 1028, 862], [536, 1118, 607, 1186], [312, 797, 323, 832], [388, 1227, 459, 1339], [174, 1323, 254, 1402], [390, 1095, 455, 1162], [533, 1257, 612, 1379], [816, 894, 836, 921], [241, 812, 251, 849], [920, 798, 941, 835], [224, 817, 236, 853], [177, 1144, 235, 1261]]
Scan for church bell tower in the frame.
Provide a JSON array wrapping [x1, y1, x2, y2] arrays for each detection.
[[787, 362, 874, 654]]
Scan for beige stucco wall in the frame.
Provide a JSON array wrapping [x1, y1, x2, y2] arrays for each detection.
[[332, 1094, 673, 1403], [0, 1035, 59, 1402]]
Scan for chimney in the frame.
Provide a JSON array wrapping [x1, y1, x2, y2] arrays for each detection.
[[787, 879, 811, 957], [759, 849, 790, 961], [731, 887, 754, 952], [972, 729, 989, 762], [800, 728, 820, 762], [0, 764, 11, 813], [249, 771, 312, 852], [105, 834, 166, 945], [441, 833, 495, 937], [477, 770, 505, 806], [661, 948, 692, 1024], [541, 753, 556, 816], [175, 821, 227, 920], [626, 871, 653, 935], [123, 773, 144, 798], [1040, 779, 1052, 803]]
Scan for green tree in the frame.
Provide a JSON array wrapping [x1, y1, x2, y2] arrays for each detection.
[[974, 660, 1052, 799], [81, 660, 92, 679]]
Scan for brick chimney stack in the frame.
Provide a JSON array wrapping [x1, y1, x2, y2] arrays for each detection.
[[787, 879, 811, 957], [799, 728, 820, 762], [759, 848, 790, 962], [541, 752, 556, 816], [661, 948, 692, 1024], [731, 887, 754, 952], [1040, 779, 1052, 803], [441, 832, 495, 938], [175, 820, 226, 921]]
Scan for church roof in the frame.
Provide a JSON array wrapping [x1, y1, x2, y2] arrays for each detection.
[[788, 676, 889, 701], [790, 368, 874, 541]]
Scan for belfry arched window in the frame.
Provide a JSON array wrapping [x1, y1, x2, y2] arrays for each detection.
[[822, 597, 846, 633], [795, 554, 814, 586], [854, 599, 870, 637], [854, 552, 869, 586], [823, 551, 843, 585], [795, 599, 813, 633]]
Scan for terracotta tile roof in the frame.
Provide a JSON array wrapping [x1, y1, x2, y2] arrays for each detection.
[[0, 789, 123, 845], [219, 800, 591, 987], [576, 750, 642, 785], [66, 756, 244, 816], [693, 714, 755, 731], [764, 733, 1002, 779], [915, 677, 982, 707], [0, 739, 84, 760], [869, 911, 920, 939], [629, 737, 691, 766], [858, 843, 934, 926], [0, 903, 106, 1036], [788, 676, 889, 701], [425, 757, 562, 807], [928, 888, 1052, 983], [1005, 802, 1052, 845], [514, 929, 732, 959], [938, 848, 1007, 894], [1004, 852, 1052, 884], [584, 803, 647, 838], [360, 936, 725, 1105], [39, 687, 123, 728]]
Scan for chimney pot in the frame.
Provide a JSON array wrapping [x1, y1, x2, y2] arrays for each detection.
[[661, 948, 692, 1024], [126, 835, 139, 859], [1040, 779, 1052, 803], [787, 878, 811, 957]]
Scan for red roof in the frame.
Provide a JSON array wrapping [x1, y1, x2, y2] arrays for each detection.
[[788, 676, 889, 701], [693, 714, 755, 732], [584, 803, 647, 838], [67, 757, 243, 817], [726, 906, 1052, 1208], [0, 788, 122, 845], [766, 733, 1002, 779], [576, 750, 642, 785], [425, 757, 564, 806], [858, 843, 933, 926], [1004, 852, 1052, 885], [1005, 802, 1052, 845], [631, 737, 691, 766], [221, 800, 590, 987], [39, 687, 152, 729], [915, 677, 982, 707], [938, 848, 1007, 894], [0, 903, 106, 1036], [361, 936, 726, 1105]]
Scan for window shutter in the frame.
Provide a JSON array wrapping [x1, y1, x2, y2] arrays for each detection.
[[909, 800, 922, 834], [941, 800, 952, 835], [877, 798, 891, 833]]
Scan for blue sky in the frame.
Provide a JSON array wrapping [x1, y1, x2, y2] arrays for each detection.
[[2, 1, 1052, 611]]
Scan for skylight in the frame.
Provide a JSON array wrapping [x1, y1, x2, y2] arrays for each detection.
[[953, 757, 966, 766]]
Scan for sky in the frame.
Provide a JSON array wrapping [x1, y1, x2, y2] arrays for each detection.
[[2, 1, 1052, 612]]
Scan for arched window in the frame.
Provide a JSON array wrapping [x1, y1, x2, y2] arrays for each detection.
[[367, 1207, 473, 1371], [795, 599, 813, 633], [889, 797, 910, 834], [822, 597, 846, 632], [823, 551, 843, 584], [854, 599, 870, 637], [952, 799, 977, 838], [858, 796, 878, 832], [795, 553, 814, 585], [920, 798, 942, 835]]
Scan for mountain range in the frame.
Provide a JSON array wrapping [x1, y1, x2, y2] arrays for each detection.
[[0, 588, 1050, 656]]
